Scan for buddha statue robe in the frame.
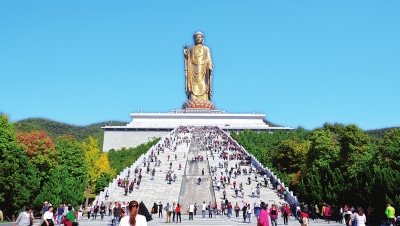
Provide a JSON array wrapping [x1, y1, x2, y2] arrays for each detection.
[[184, 44, 213, 101]]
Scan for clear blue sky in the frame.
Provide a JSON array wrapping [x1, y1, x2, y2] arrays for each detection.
[[1, 1, 399, 130]]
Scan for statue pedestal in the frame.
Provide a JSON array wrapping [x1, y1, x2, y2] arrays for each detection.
[[183, 100, 215, 110]]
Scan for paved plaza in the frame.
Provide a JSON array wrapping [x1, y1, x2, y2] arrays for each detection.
[[60, 214, 346, 226]]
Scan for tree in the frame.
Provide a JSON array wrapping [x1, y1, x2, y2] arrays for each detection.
[[0, 115, 40, 213], [35, 135, 88, 207], [273, 138, 310, 174], [82, 137, 115, 206], [17, 130, 57, 183]]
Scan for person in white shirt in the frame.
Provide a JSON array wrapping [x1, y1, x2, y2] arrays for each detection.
[[43, 206, 54, 226], [85, 204, 91, 220], [353, 208, 366, 226], [202, 202, 206, 218], [188, 204, 194, 220], [120, 200, 147, 226], [14, 207, 32, 226]]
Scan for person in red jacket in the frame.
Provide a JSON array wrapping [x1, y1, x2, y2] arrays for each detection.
[[61, 216, 72, 226], [300, 210, 309, 226], [175, 204, 181, 223], [324, 205, 332, 224], [227, 202, 233, 218], [283, 203, 290, 225]]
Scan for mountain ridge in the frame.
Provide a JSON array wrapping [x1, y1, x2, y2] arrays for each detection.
[[13, 118, 399, 148], [13, 118, 127, 148]]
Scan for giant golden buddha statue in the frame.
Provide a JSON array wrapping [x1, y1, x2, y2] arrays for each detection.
[[183, 31, 215, 110]]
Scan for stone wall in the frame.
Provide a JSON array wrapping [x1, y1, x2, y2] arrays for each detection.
[[102, 130, 169, 152]]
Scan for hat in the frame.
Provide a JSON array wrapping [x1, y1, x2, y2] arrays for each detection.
[[44, 201, 48, 204]]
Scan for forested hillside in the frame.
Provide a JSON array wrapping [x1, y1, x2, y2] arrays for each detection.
[[13, 118, 127, 148], [366, 126, 400, 138], [231, 123, 400, 215], [0, 114, 159, 216]]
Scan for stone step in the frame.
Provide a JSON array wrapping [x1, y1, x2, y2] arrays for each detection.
[[148, 215, 232, 226]]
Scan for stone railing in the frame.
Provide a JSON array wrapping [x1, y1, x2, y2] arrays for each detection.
[[221, 129, 300, 206], [92, 127, 180, 206]]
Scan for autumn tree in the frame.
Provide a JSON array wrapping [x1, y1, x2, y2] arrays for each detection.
[[82, 136, 115, 206], [17, 130, 57, 181]]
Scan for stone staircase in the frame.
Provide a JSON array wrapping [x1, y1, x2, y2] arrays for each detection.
[[178, 129, 215, 211], [106, 126, 286, 224], [106, 132, 192, 210]]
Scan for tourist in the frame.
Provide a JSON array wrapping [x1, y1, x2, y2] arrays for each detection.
[[119, 201, 147, 226], [172, 203, 176, 223], [227, 202, 232, 218], [66, 208, 76, 226], [93, 204, 99, 220], [56, 204, 64, 226], [253, 200, 261, 220], [242, 203, 247, 222], [14, 207, 32, 226], [234, 202, 240, 218], [246, 204, 252, 223], [386, 203, 395, 226], [208, 202, 213, 218], [42, 206, 54, 226], [194, 203, 197, 216], [40, 201, 49, 225], [175, 204, 181, 223], [158, 202, 163, 218], [125, 185, 129, 196], [352, 208, 366, 226], [344, 205, 352, 226], [113, 204, 122, 226], [283, 203, 290, 225], [269, 204, 278, 226], [325, 205, 332, 224], [188, 203, 194, 220], [164, 203, 171, 223], [202, 202, 206, 218], [221, 201, 225, 215], [78, 204, 83, 221], [258, 202, 269, 226], [85, 204, 91, 220], [300, 209, 309, 226], [100, 203, 106, 221]]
